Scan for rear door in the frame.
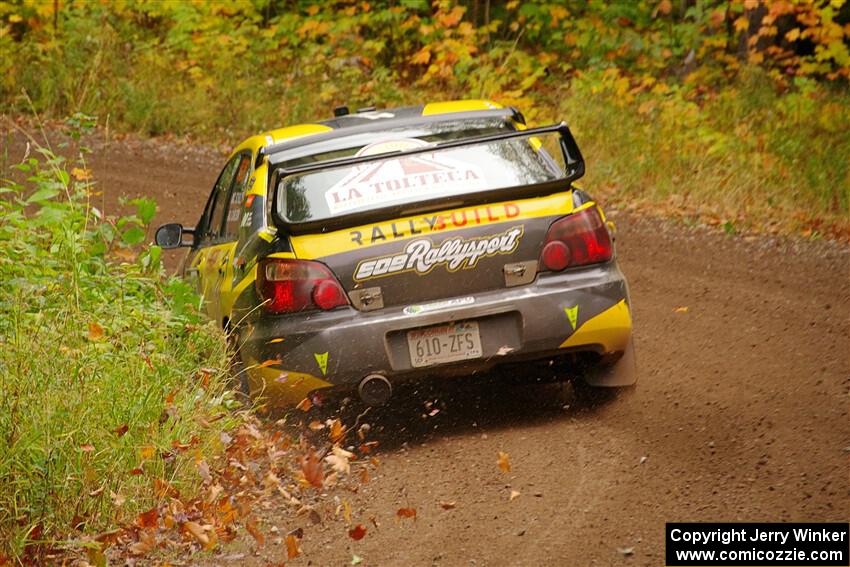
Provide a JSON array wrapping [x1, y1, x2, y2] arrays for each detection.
[[190, 154, 245, 323]]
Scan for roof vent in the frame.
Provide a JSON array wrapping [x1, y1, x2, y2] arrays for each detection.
[[333, 105, 350, 117]]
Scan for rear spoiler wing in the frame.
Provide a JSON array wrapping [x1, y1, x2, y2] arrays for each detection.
[[270, 122, 585, 235]]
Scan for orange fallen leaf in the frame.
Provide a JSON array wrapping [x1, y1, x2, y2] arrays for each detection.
[[80, 444, 95, 453], [497, 451, 511, 473], [300, 448, 324, 489], [348, 524, 367, 540], [359, 468, 369, 484], [112, 423, 129, 437], [296, 397, 313, 412], [140, 445, 155, 459], [285, 534, 301, 559], [87, 322, 104, 341], [245, 517, 264, 546], [396, 507, 416, 520], [328, 418, 345, 443], [673, 306, 689, 313], [308, 420, 325, 431], [136, 507, 159, 529]]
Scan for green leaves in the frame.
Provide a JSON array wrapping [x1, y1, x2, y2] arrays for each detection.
[[130, 198, 157, 226], [121, 226, 146, 246]]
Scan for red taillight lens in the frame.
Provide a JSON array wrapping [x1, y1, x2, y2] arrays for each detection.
[[540, 207, 612, 272], [256, 258, 348, 314]]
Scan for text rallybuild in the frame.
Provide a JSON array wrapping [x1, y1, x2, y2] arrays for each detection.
[[666, 523, 849, 566], [354, 226, 523, 281]]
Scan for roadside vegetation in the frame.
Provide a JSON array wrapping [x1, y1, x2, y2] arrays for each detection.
[[1, 0, 848, 238], [0, 120, 236, 562]]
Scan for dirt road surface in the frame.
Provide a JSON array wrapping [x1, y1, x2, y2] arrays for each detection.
[[5, 129, 849, 566]]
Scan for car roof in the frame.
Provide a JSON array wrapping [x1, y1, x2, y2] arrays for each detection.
[[230, 99, 523, 159]]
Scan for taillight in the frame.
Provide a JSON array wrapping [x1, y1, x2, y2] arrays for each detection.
[[256, 258, 348, 314], [540, 206, 612, 272]]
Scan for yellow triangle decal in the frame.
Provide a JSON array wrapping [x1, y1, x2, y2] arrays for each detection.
[[564, 305, 579, 330], [314, 352, 328, 376]]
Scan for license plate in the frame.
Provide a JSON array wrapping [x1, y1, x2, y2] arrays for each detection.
[[407, 321, 482, 368]]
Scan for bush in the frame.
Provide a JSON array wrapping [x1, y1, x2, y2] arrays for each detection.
[[0, 130, 235, 561]]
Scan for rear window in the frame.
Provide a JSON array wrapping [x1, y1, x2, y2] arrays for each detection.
[[275, 130, 567, 224]]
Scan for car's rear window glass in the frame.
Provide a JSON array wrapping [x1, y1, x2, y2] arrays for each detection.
[[272, 119, 513, 168], [276, 130, 567, 223]]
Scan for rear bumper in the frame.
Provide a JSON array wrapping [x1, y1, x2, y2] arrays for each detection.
[[239, 261, 634, 404]]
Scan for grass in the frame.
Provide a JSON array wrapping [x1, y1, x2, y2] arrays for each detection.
[[550, 70, 850, 238], [0, 128, 236, 562]]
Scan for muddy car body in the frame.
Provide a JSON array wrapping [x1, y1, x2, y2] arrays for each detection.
[[156, 100, 636, 406]]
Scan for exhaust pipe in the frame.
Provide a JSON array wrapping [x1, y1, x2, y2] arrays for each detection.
[[358, 374, 392, 406]]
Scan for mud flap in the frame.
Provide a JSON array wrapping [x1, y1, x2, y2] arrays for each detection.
[[581, 337, 637, 387]]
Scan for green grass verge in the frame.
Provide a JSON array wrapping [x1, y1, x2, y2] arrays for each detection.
[[0, 132, 236, 562]]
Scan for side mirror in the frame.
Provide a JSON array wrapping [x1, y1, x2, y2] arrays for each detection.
[[155, 223, 193, 249]]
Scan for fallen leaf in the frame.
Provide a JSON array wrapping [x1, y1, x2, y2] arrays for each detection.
[[136, 507, 159, 529], [359, 468, 369, 484], [497, 451, 511, 472], [300, 448, 324, 488], [288, 527, 304, 539], [129, 467, 144, 476], [110, 491, 126, 506], [87, 322, 104, 341], [88, 486, 105, 497], [140, 445, 155, 459], [326, 445, 354, 475], [245, 517, 264, 546], [348, 524, 367, 540], [328, 418, 345, 443], [80, 444, 95, 453], [439, 500, 456, 510], [510, 490, 521, 501], [129, 529, 156, 556], [308, 420, 325, 431], [396, 507, 416, 520], [351, 555, 363, 565], [183, 521, 210, 545], [197, 459, 212, 484], [286, 534, 301, 559], [154, 478, 178, 499], [296, 397, 313, 412], [673, 306, 689, 313], [257, 358, 280, 368], [112, 424, 129, 437]]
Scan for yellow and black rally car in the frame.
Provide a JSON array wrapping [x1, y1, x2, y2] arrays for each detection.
[[156, 100, 636, 407]]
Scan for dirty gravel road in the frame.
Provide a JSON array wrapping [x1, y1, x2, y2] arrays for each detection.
[[6, 131, 849, 566]]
